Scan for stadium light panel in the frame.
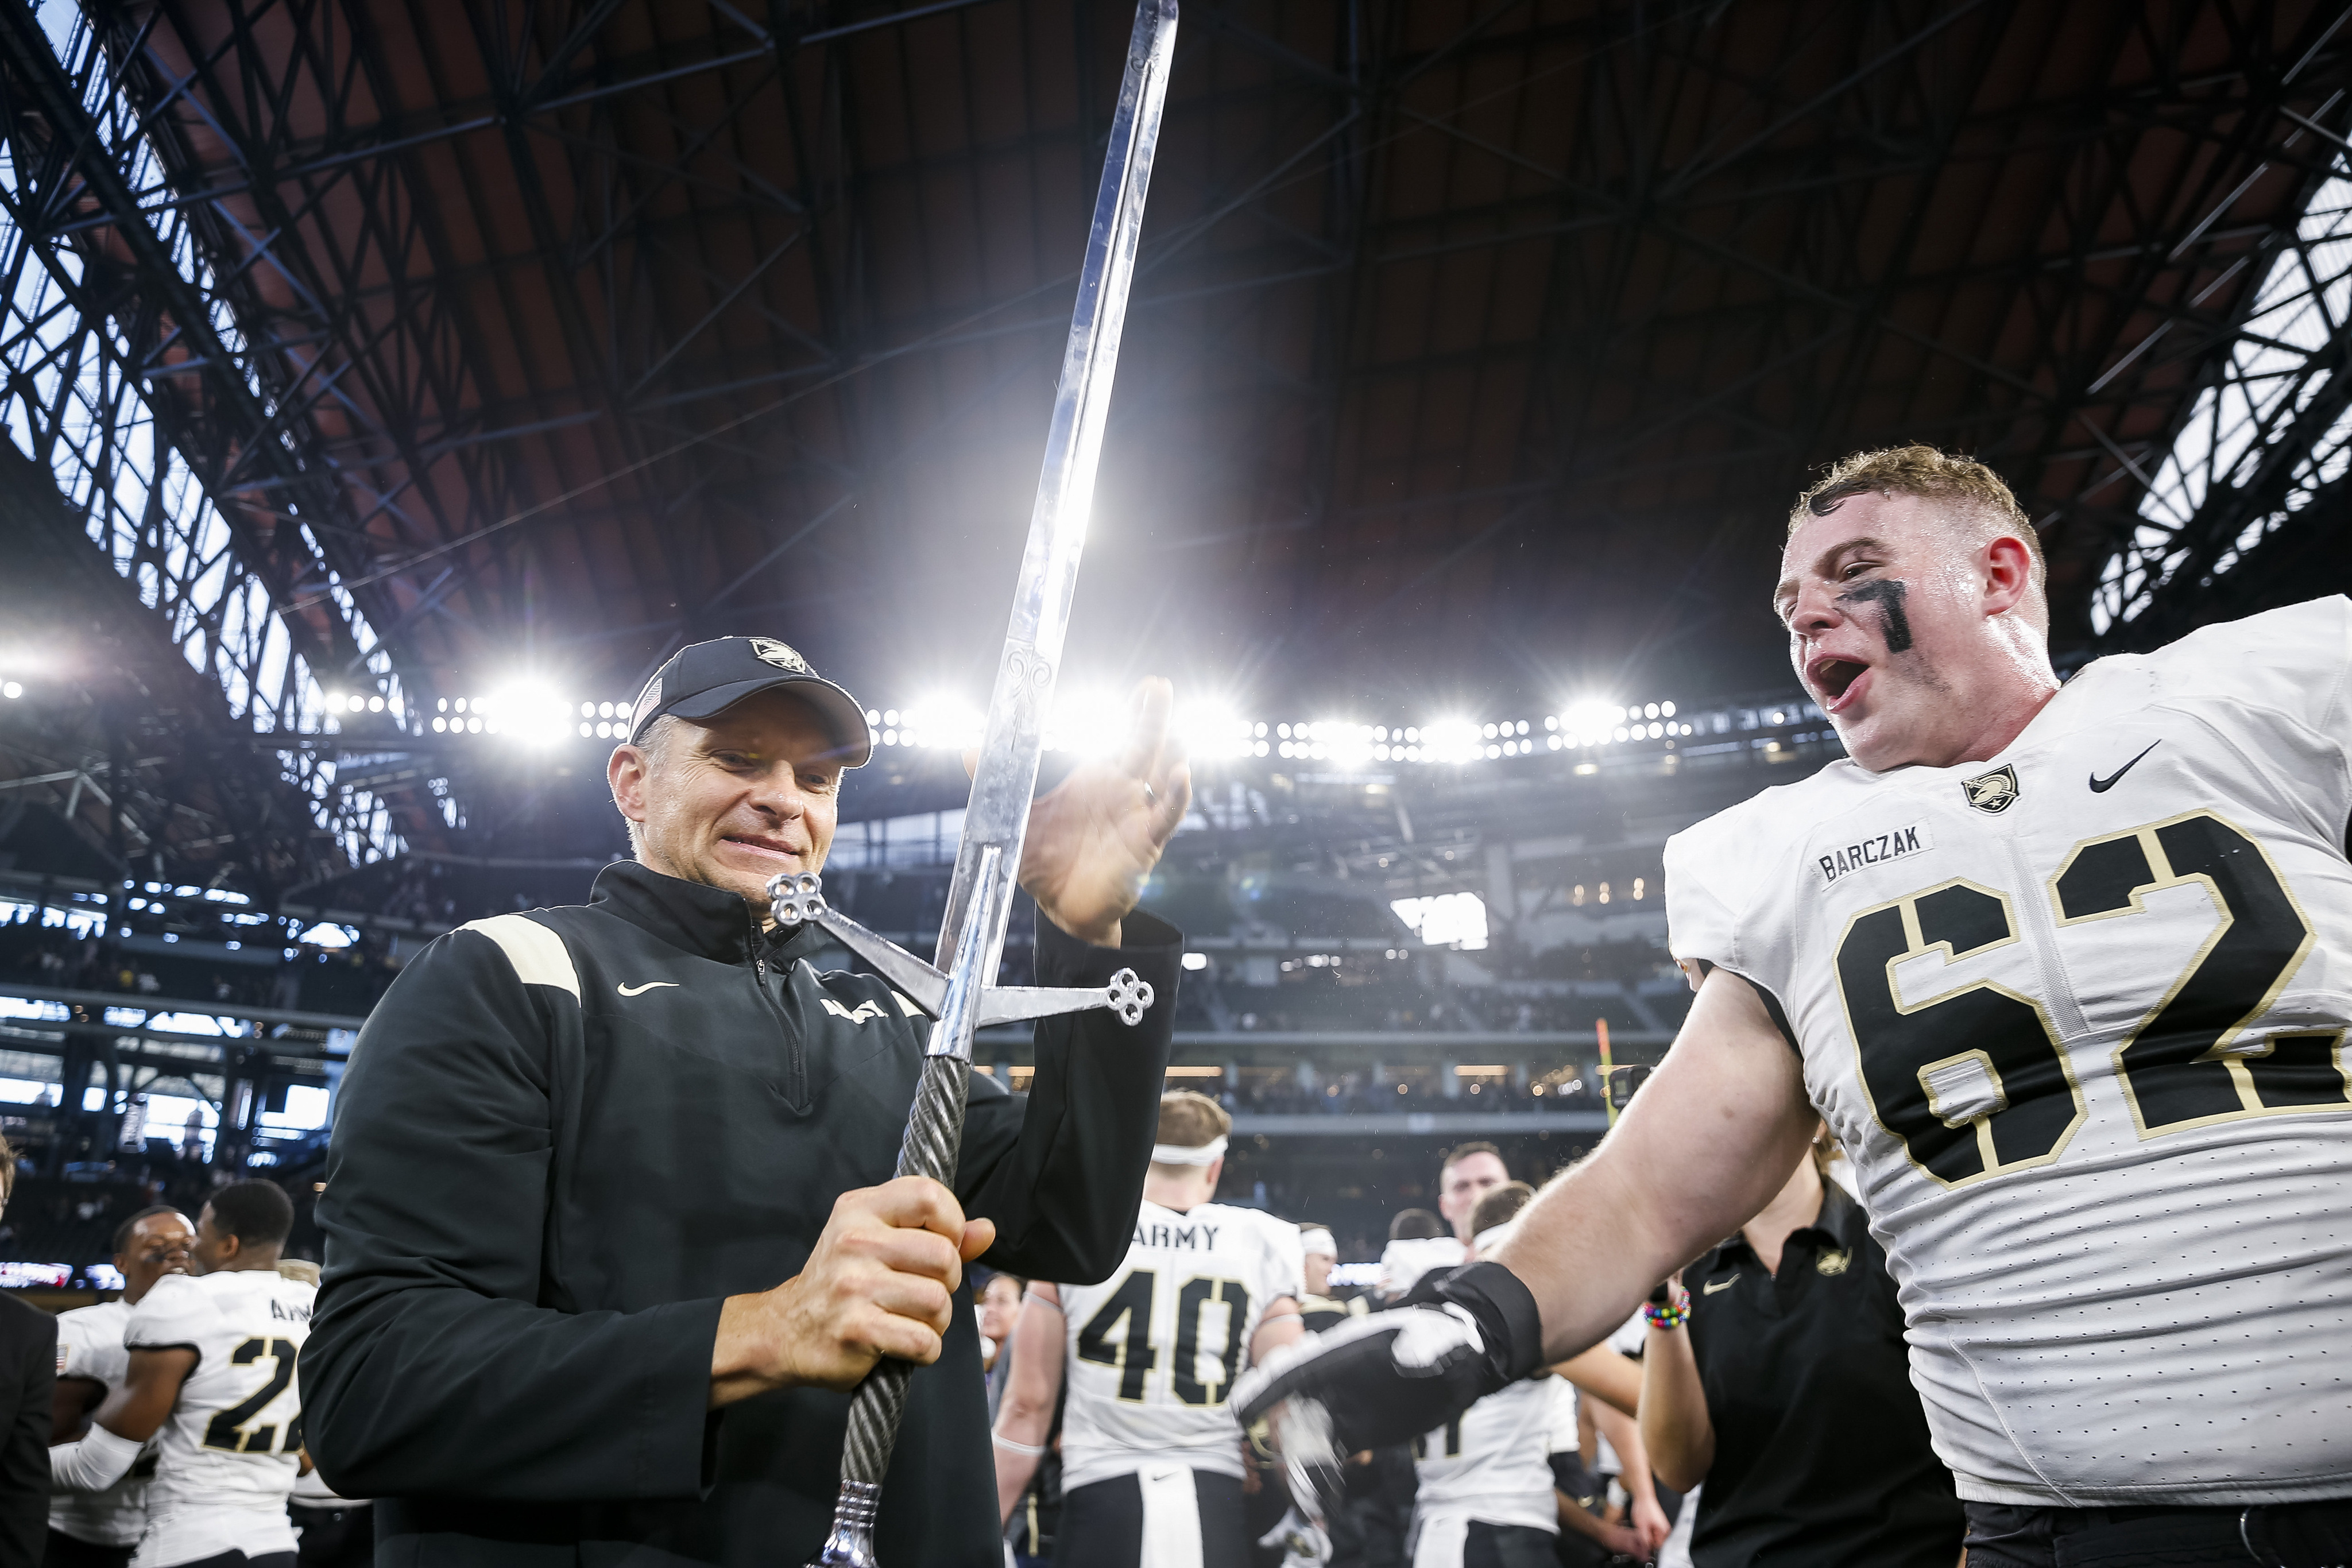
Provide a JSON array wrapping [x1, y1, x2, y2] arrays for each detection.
[[1560, 699, 1618, 735], [482, 682, 574, 746], [1173, 703, 1251, 759], [1390, 891, 1489, 950], [1042, 688, 1125, 757]]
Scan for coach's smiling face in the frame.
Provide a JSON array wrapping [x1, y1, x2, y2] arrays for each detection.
[[610, 689, 844, 919]]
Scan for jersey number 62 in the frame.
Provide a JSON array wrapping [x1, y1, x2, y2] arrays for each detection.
[[1834, 810, 2350, 1186]]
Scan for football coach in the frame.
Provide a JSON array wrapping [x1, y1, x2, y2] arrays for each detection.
[[301, 636, 1193, 1567]]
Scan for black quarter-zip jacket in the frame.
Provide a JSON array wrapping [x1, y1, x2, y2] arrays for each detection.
[[301, 860, 1181, 1566]]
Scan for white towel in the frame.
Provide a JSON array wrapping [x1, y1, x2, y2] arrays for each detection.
[[1406, 1509, 1469, 1568], [1658, 1484, 1701, 1568], [1137, 1464, 1204, 1568], [1380, 1236, 1466, 1298]]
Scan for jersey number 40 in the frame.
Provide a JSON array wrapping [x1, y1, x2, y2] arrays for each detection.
[[1836, 810, 2350, 1186], [1076, 1269, 1252, 1406], [201, 1337, 302, 1455]]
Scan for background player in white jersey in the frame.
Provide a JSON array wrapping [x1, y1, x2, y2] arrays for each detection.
[[48, 1207, 195, 1568], [1411, 1184, 1655, 1568], [1240, 446, 2352, 1568], [51, 1181, 313, 1568], [994, 1091, 1304, 1566]]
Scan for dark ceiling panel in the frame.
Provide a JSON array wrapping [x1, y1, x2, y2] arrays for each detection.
[[82, 0, 2352, 722]]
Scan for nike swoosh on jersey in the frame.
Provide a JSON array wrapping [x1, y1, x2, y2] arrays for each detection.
[[1703, 1276, 1739, 1294], [616, 981, 679, 996], [2088, 740, 2160, 792]]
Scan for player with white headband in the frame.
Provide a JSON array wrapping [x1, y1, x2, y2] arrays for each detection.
[[992, 1090, 1305, 1566], [1293, 1225, 1356, 1335]]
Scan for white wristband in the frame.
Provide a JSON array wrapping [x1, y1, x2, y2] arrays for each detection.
[[51, 1422, 144, 1492], [991, 1431, 1048, 1457]]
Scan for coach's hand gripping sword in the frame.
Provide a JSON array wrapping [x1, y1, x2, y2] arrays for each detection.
[[767, 2, 1177, 1562]]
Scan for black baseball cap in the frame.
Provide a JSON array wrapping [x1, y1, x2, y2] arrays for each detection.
[[626, 637, 873, 766]]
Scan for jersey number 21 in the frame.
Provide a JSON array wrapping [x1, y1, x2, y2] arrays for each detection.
[[202, 1337, 301, 1454]]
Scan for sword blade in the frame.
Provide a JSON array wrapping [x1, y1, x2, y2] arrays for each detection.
[[931, 0, 1179, 995], [806, 12, 1179, 1558]]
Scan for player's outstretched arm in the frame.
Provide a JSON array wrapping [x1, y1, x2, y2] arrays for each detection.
[[1550, 1344, 1641, 1418], [1234, 968, 1813, 1455], [992, 1285, 1066, 1526], [1498, 967, 1815, 1361], [49, 1347, 192, 1492], [1250, 1298, 1304, 1366], [50, 1374, 103, 1445]]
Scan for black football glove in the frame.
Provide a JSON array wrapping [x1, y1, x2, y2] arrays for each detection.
[[1232, 1260, 1544, 1457]]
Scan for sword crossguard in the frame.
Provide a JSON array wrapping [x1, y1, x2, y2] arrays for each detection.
[[767, 870, 827, 927], [1105, 968, 1153, 1027]]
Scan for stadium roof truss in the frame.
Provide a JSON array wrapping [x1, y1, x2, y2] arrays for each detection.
[[2090, 145, 2352, 644], [0, 0, 2346, 876], [0, 1, 426, 881]]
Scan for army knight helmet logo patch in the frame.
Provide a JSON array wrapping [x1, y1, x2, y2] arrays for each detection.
[[1963, 764, 2020, 814], [748, 637, 811, 674]]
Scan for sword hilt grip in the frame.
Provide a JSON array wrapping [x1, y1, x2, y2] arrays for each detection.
[[811, 1054, 973, 1563]]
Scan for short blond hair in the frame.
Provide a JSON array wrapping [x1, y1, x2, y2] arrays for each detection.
[[1156, 1089, 1231, 1149], [1790, 444, 2045, 595]]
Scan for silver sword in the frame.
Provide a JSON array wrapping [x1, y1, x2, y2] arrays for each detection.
[[769, 2, 1179, 1561]]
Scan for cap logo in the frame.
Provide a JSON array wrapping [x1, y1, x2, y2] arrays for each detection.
[[633, 676, 662, 733], [749, 637, 811, 674]]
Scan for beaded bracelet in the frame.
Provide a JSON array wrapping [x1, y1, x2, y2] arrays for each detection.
[[1643, 1287, 1692, 1330]]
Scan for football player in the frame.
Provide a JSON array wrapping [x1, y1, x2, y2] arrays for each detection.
[[1405, 1185, 1573, 1568], [993, 1091, 1304, 1566], [1433, 1143, 1508, 1246], [51, 1181, 312, 1568], [47, 1207, 195, 1568], [1293, 1224, 1360, 1335], [1239, 446, 2352, 1568]]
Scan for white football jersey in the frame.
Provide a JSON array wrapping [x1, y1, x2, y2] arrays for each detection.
[[1664, 595, 2352, 1507], [125, 1269, 314, 1540], [52, 1299, 154, 1547], [1058, 1202, 1303, 1493], [1410, 1374, 1561, 1543]]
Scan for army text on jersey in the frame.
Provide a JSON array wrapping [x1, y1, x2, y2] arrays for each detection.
[[1056, 1201, 1304, 1495]]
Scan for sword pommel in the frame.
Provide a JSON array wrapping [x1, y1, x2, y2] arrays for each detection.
[[767, 870, 826, 927], [1106, 967, 1153, 1026]]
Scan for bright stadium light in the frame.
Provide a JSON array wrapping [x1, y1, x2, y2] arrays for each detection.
[[481, 683, 575, 746], [1391, 891, 1488, 950], [1417, 719, 1485, 765], [1560, 699, 1618, 741], [1043, 688, 1128, 757], [900, 696, 986, 753], [1173, 704, 1251, 759]]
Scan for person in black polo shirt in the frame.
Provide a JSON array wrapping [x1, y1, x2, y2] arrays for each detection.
[[1636, 1132, 1960, 1568]]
